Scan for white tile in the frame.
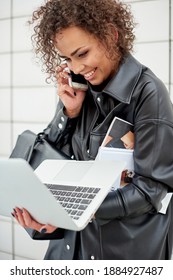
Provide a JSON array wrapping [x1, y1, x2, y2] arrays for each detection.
[[170, 85, 173, 103], [0, 220, 13, 254], [13, 0, 44, 17], [13, 87, 56, 123], [0, 215, 12, 222], [171, 44, 173, 84], [0, 123, 11, 156], [12, 17, 33, 52], [14, 255, 32, 260], [0, 20, 11, 52], [172, 0, 173, 40], [131, 0, 169, 42], [134, 42, 169, 84], [14, 223, 49, 260], [0, 54, 11, 87], [12, 53, 49, 87], [0, 0, 11, 19], [0, 89, 11, 121], [0, 252, 12, 260]]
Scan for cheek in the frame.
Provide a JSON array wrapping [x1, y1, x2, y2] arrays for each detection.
[[88, 50, 114, 80], [88, 54, 100, 67], [90, 48, 106, 67], [99, 59, 113, 77]]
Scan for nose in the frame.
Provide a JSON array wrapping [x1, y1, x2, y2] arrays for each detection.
[[69, 61, 84, 75]]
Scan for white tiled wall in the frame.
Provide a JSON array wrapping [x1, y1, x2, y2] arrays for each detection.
[[0, 0, 172, 260]]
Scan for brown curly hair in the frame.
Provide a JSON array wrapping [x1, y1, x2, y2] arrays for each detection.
[[29, 0, 136, 82]]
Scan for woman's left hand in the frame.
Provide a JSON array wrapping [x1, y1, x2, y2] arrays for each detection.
[[12, 207, 57, 234]]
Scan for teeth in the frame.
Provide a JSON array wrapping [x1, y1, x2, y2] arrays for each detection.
[[84, 69, 96, 78]]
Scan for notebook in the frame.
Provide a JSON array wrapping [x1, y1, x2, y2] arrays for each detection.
[[0, 158, 125, 231]]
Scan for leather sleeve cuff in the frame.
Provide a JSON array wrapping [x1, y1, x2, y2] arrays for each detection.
[[25, 227, 65, 240]]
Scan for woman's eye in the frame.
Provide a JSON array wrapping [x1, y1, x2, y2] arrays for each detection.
[[63, 58, 70, 62], [78, 51, 88, 58]]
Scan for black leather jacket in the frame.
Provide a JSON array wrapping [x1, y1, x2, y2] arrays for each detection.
[[34, 54, 173, 259]]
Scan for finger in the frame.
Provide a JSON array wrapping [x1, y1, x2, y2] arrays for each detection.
[[56, 65, 65, 81], [40, 224, 57, 234], [21, 208, 33, 227], [56, 65, 70, 83], [56, 72, 69, 86], [56, 63, 67, 73], [58, 84, 75, 97], [56, 64, 69, 82], [11, 209, 18, 221], [22, 207, 35, 221], [22, 208, 44, 231], [14, 207, 26, 227], [60, 71, 70, 84], [62, 71, 70, 80]]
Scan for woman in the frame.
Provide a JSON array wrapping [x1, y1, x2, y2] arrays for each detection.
[[13, 0, 173, 259]]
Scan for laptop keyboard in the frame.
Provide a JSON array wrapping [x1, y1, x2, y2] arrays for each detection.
[[45, 184, 101, 220]]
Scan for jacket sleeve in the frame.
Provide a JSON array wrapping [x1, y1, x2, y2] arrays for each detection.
[[25, 228, 65, 240], [96, 79, 173, 223], [44, 99, 79, 155], [95, 179, 167, 223]]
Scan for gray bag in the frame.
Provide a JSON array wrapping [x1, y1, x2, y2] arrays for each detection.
[[10, 130, 70, 169]]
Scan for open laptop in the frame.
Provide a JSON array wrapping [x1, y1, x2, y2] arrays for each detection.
[[0, 158, 125, 231]]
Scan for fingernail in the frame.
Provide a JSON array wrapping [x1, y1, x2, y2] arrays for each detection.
[[74, 92, 76, 96], [11, 213, 15, 217], [13, 208, 17, 213], [40, 228, 47, 234]]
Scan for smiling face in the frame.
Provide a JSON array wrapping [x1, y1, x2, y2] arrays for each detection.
[[55, 26, 119, 86]]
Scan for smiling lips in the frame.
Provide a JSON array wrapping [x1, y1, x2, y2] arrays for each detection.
[[84, 68, 97, 80]]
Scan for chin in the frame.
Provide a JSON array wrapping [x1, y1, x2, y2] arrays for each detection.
[[89, 78, 104, 86], [90, 81, 99, 86]]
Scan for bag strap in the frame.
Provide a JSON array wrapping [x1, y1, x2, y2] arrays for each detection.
[[27, 132, 46, 162]]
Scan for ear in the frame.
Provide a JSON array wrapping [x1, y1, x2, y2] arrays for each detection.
[[111, 24, 118, 42], [107, 23, 119, 43]]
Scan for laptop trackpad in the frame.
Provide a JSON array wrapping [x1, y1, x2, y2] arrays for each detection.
[[53, 162, 92, 182]]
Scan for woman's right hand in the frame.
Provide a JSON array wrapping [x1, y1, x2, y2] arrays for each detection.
[[12, 207, 57, 234], [56, 64, 86, 118]]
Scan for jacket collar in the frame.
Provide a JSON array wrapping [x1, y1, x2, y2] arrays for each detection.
[[104, 54, 143, 104]]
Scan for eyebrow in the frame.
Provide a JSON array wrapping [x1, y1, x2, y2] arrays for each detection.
[[58, 47, 84, 59]]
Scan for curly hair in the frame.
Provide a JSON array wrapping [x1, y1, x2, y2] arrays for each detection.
[[29, 0, 136, 82]]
